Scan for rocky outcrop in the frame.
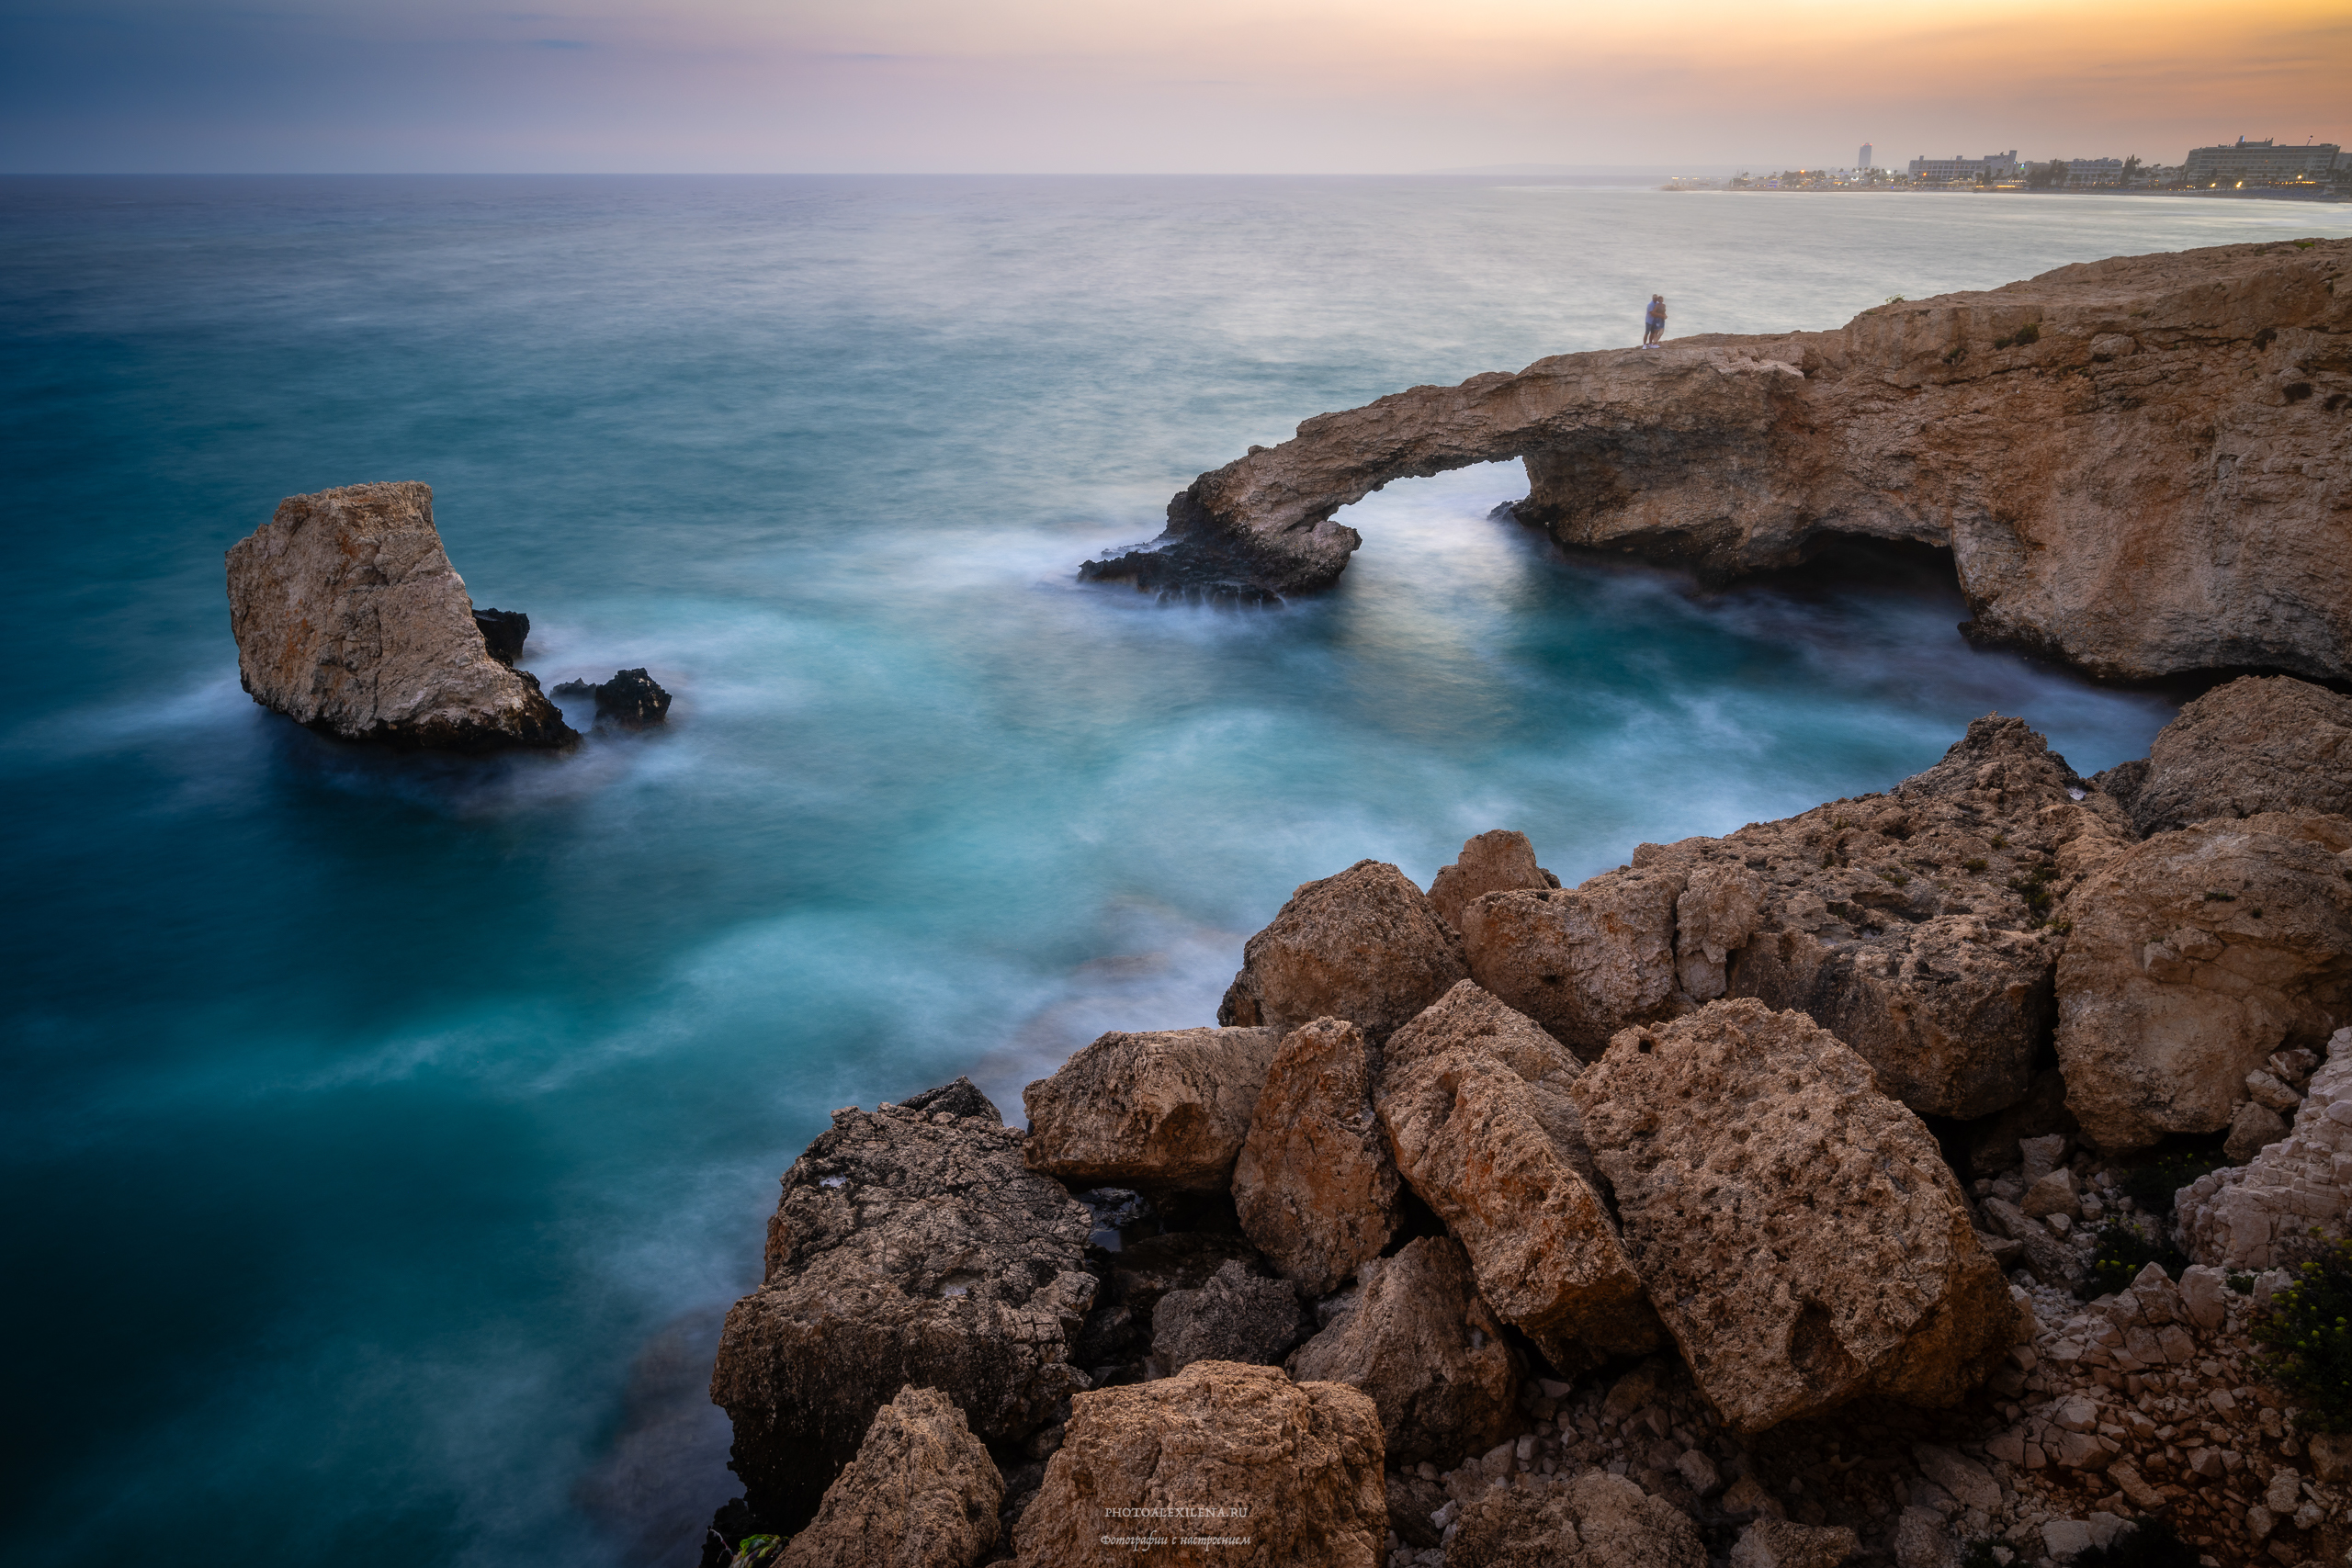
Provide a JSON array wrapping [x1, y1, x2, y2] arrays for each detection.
[[775, 1386, 1002, 1568], [1148, 1258, 1306, 1376], [471, 606, 529, 665], [553, 667, 673, 729], [1011, 1361, 1388, 1567], [1217, 860, 1468, 1043], [1080, 240, 2352, 684], [710, 1092, 1096, 1529], [1021, 1026, 1283, 1193], [2103, 675, 2352, 835], [2054, 811, 2352, 1152], [1448, 1470, 1707, 1568], [1574, 999, 2017, 1433], [1464, 716, 2125, 1119], [1231, 1018, 1402, 1294], [1427, 830, 1558, 933], [1377, 981, 1660, 1371], [225, 481, 576, 750], [2180, 1028, 2352, 1269], [1285, 1235, 1523, 1465]]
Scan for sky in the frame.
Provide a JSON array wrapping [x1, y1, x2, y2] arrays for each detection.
[[1, 0, 2347, 174]]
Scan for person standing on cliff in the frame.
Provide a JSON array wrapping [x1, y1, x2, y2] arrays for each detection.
[[1643, 294, 1668, 346]]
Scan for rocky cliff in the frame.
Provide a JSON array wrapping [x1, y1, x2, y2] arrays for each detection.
[[225, 481, 574, 750], [1081, 239, 2352, 683]]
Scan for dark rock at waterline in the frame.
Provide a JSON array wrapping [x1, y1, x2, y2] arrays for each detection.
[[900, 1076, 1001, 1123], [473, 607, 530, 666], [554, 667, 673, 729]]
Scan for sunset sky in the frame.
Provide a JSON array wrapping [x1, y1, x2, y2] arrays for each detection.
[[2, 0, 2346, 173]]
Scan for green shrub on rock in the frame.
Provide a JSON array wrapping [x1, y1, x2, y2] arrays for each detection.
[[2083, 1218, 2188, 1299], [2252, 1237, 2352, 1432]]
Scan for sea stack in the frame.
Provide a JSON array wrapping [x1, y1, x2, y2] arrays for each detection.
[[225, 481, 575, 751]]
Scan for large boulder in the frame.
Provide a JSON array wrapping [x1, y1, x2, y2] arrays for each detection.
[[776, 1386, 1003, 1568], [1449, 1470, 1707, 1568], [1285, 1235, 1524, 1465], [1148, 1259, 1306, 1376], [1216, 860, 1467, 1043], [1021, 1026, 1283, 1193], [2055, 812, 2352, 1152], [710, 1091, 1097, 1529], [1231, 1018, 1402, 1294], [224, 481, 575, 750], [1377, 981, 1659, 1371], [1573, 998, 2017, 1433], [2106, 675, 2352, 835], [1464, 716, 2130, 1119], [1011, 1361, 1388, 1567], [1428, 829, 1558, 932]]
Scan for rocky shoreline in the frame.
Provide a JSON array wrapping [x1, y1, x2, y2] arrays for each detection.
[[696, 672, 2352, 1568]]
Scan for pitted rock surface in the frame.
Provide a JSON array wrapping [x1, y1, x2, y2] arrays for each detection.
[[225, 481, 575, 750], [1023, 1026, 1283, 1193], [1149, 1258, 1306, 1376], [2054, 812, 2352, 1152], [1574, 998, 2016, 1433], [1428, 829, 1558, 933], [1377, 981, 1660, 1371], [1217, 860, 1467, 1043], [2181, 1028, 2352, 1269], [1285, 1235, 1524, 1465], [2107, 675, 2352, 835], [1081, 241, 2352, 685], [1232, 1017, 1402, 1294], [1011, 1361, 1387, 1568], [711, 1095, 1096, 1529], [776, 1385, 1003, 1568], [1448, 1469, 1707, 1568]]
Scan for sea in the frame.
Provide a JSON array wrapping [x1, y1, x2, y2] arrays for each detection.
[[6, 175, 2349, 1568]]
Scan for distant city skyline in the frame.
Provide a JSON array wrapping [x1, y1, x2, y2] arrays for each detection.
[[2, 0, 2346, 173]]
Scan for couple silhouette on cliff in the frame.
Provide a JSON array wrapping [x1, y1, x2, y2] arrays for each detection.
[[1641, 294, 1668, 346]]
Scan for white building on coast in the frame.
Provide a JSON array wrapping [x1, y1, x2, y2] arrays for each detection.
[[1906, 151, 2019, 180]]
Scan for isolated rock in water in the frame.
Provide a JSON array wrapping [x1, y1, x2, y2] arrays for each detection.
[[775, 1385, 1002, 1568], [1729, 1519, 1861, 1568], [1149, 1258, 1305, 1376], [1378, 981, 1659, 1371], [1217, 860, 1467, 1043], [1574, 998, 2015, 1432], [1232, 1017, 1402, 1294], [225, 481, 575, 750], [1083, 241, 2352, 685], [1428, 829, 1558, 932], [1460, 867, 1684, 1055], [553, 667, 673, 729], [1450, 1470, 1706, 1568], [710, 1093, 1096, 1529], [1022, 1026, 1283, 1193], [1285, 1235, 1523, 1465], [2115, 675, 2352, 835], [471, 606, 529, 665], [2054, 812, 2352, 1152], [1011, 1361, 1387, 1568], [2180, 1028, 2352, 1269]]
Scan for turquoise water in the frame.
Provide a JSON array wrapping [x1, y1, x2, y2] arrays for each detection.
[[6, 176, 2348, 1568]]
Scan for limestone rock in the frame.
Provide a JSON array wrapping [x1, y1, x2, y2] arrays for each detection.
[[1894, 1507, 1954, 1568], [1022, 1026, 1282, 1193], [2019, 1168, 2081, 1221], [225, 481, 576, 750], [1387, 1470, 1447, 1548], [1149, 1259, 1305, 1376], [1459, 868, 1683, 1055], [1011, 1361, 1387, 1568], [2054, 812, 2352, 1152], [1082, 240, 2352, 686], [1217, 861, 1467, 1043], [1285, 1235, 1524, 1465], [1377, 982, 1660, 1371], [1729, 1519, 1860, 1568], [1981, 1197, 2087, 1291], [776, 1386, 1002, 1568], [1449, 1470, 1706, 1568], [553, 667, 673, 729], [2119, 675, 2352, 835], [1231, 1018, 1402, 1294], [1428, 829, 1557, 932], [2181, 1027, 2352, 1268], [2225, 1100, 2290, 1163], [711, 1094, 1096, 1529], [1573, 998, 2016, 1432]]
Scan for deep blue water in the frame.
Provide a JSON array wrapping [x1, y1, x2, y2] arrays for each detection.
[[7, 176, 2350, 1568]]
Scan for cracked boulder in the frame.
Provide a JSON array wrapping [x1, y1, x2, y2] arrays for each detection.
[[711, 1089, 1097, 1529], [1574, 998, 2017, 1433], [1217, 859, 1467, 1042], [1428, 829, 1558, 932], [1232, 1017, 1402, 1294], [1022, 1025, 1283, 1193]]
